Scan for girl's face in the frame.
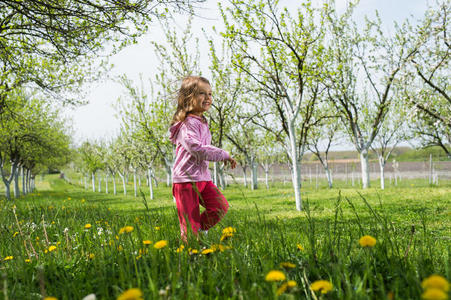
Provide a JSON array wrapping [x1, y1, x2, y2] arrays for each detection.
[[192, 81, 212, 116]]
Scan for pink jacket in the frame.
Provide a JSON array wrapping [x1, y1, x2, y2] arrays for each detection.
[[169, 115, 230, 183]]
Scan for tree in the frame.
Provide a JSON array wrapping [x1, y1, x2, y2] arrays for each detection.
[[207, 37, 242, 189], [306, 113, 342, 189], [0, 0, 203, 113], [324, 3, 421, 188], [402, 1, 450, 157], [0, 90, 71, 200], [78, 141, 104, 192], [221, 0, 327, 210], [370, 93, 410, 189]]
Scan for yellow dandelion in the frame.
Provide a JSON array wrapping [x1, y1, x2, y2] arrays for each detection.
[[276, 280, 297, 296], [265, 270, 286, 282], [176, 245, 185, 253], [287, 280, 297, 288], [13, 231, 19, 237], [310, 280, 333, 294], [277, 283, 288, 296], [68, 197, 71, 200], [142, 240, 152, 246], [118, 245, 123, 251], [48, 245, 57, 252], [201, 248, 214, 255], [153, 240, 168, 249], [3, 256, 13, 261], [85, 224, 92, 229], [280, 262, 296, 269], [189, 249, 199, 255], [154, 226, 160, 231], [44, 297, 58, 300], [119, 226, 134, 234], [359, 235, 376, 247], [117, 288, 143, 300], [422, 275, 450, 292], [81, 199, 85, 203], [297, 244, 304, 251], [25, 259, 31, 263], [222, 227, 236, 234], [135, 255, 142, 260], [421, 288, 448, 300], [88, 253, 95, 259], [220, 232, 234, 241]]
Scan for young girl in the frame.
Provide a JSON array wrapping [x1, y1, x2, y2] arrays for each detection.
[[169, 76, 236, 241]]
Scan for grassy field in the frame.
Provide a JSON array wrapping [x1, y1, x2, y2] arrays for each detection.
[[0, 175, 450, 299]]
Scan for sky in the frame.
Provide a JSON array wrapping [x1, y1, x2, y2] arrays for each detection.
[[64, 0, 430, 146]]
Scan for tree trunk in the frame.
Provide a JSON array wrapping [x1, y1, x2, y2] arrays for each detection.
[[220, 167, 226, 189], [25, 168, 30, 194], [325, 166, 333, 189], [288, 123, 302, 211], [13, 164, 20, 198], [360, 148, 370, 188], [264, 168, 269, 189], [22, 166, 26, 195], [91, 172, 95, 192], [148, 168, 154, 200], [105, 173, 109, 194], [163, 158, 172, 187], [84, 175, 87, 189], [242, 166, 248, 187], [133, 170, 137, 197], [119, 174, 127, 195], [378, 156, 385, 190], [1, 162, 18, 201], [250, 156, 258, 190], [98, 174, 101, 192]]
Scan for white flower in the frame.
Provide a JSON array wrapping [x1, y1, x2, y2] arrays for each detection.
[[82, 294, 97, 300]]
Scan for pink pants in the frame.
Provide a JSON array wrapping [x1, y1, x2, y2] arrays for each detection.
[[173, 181, 229, 239]]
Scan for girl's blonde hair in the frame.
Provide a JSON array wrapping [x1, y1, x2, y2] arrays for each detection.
[[171, 76, 210, 125]]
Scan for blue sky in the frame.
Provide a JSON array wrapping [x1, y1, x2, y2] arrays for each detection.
[[65, 0, 431, 145]]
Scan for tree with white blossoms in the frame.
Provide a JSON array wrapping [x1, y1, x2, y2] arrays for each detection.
[[0, 90, 70, 200], [401, 1, 450, 158], [207, 36, 242, 189], [116, 75, 175, 186], [305, 109, 342, 189], [221, 0, 328, 210], [225, 112, 262, 190], [257, 132, 284, 189], [0, 0, 204, 115], [78, 141, 104, 193], [370, 89, 411, 190], [324, 2, 422, 188]]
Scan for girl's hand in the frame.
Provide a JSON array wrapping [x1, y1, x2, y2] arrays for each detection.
[[225, 157, 237, 169]]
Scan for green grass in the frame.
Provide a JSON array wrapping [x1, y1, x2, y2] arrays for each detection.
[[0, 175, 450, 299]]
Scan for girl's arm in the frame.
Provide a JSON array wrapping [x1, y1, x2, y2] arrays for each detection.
[[179, 121, 230, 162]]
